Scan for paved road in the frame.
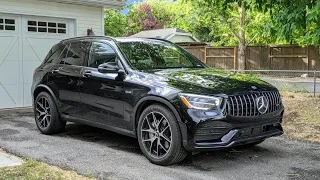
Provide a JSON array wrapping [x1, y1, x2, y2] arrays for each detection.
[[0, 109, 319, 180], [261, 77, 320, 93]]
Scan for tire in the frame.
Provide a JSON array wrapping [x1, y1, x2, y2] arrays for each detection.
[[34, 92, 66, 134], [137, 104, 187, 165]]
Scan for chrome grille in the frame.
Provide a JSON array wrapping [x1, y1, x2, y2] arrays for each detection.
[[226, 91, 282, 117]]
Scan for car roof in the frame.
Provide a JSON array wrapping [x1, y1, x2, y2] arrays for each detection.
[[60, 36, 170, 44], [114, 37, 164, 42]]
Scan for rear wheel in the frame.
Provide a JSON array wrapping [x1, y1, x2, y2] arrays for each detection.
[[137, 104, 187, 165], [34, 92, 66, 134]]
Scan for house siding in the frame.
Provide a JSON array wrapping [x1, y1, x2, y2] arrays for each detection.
[[0, 0, 104, 36]]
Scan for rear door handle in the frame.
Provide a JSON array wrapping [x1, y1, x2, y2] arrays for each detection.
[[51, 69, 59, 73], [82, 70, 92, 78]]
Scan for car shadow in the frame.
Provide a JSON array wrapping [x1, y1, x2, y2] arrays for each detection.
[[57, 123, 142, 154], [56, 123, 281, 171], [177, 145, 276, 171]]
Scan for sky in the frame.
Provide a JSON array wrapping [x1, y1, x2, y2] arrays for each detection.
[[120, 0, 175, 14], [121, 0, 144, 15]]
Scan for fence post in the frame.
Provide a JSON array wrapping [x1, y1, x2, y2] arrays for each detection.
[[204, 47, 207, 64], [234, 46, 237, 72], [314, 70, 317, 97], [307, 46, 310, 70]]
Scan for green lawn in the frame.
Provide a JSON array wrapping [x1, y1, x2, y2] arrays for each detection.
[[0, 158, 93, 180]]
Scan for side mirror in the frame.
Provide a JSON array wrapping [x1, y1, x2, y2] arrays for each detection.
[[98, 62, 119, 73], [115, 69, 126, 81]]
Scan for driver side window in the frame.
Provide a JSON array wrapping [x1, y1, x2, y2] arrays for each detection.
[[88, 42, 118, 68]]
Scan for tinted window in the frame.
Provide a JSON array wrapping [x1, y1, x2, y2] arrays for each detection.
[[88, 42, 117, 68], [59, 42, 90, 66], [117, 40, 204, 70], [45, 44, 65, 65]]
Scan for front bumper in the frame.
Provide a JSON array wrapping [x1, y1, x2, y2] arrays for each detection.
[[181, 109, 284, 151], [185, 123, 283, 151]]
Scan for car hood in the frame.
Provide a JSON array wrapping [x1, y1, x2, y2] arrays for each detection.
[[128, 68, 277, 96], [151, 68, 277, 95]]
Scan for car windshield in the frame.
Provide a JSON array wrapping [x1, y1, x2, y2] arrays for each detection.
[[117, 40, 205, 70]]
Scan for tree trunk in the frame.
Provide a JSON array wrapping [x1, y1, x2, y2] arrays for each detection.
[[238, 1, 246, 70]]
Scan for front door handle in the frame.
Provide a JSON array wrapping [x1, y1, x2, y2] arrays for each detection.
[[82, 70, 92, 78], [51, 69, 59, 73]]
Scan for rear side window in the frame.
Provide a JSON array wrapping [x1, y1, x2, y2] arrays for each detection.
[[42, 43, 64, 65], [59, 41, 90, 66], [45, 45, 65, 65]]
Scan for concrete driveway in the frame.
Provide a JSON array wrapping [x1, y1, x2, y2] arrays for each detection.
[[0, 109, 319, 180]]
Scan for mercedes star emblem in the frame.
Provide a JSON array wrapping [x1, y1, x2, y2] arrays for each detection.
[[256, 96, 269, 114]]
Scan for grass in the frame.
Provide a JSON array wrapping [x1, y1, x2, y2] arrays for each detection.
[[281, 92, 320, 143], [0, 156, 93, 180]]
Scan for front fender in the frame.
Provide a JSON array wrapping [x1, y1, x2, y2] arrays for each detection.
[[132, 95, 188, 146]]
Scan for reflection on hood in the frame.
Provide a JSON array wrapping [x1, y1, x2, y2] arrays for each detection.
[[130, 68, 277, 95]]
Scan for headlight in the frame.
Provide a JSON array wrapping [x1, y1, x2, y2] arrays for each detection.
[[179, 93, 222, 110]]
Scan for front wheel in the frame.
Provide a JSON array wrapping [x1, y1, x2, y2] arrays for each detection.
[[137, 104, 187, 165]]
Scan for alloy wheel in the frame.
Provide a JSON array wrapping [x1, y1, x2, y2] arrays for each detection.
[[35, 97, 51, 129], [141, 111, 172, 158]]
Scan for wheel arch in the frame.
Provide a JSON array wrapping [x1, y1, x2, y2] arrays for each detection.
[[133, 96, 181, 125], [33, 84, 58, 107], [132, 96, 188, 145]]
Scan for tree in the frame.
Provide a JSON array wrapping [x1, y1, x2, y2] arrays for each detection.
[[256, 0, 320, 46], [127, 1, 171, 36], [185, 0, 272, 70], [165, 1, 217, 42], [125, 0, 274, 46], [104, 9, 128, 37]]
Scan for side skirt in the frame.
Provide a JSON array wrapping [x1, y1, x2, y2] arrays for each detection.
[[60, 114, 137, 138]]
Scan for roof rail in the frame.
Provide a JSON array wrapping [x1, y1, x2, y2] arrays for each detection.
[[60, 36, 116, 43], [146, 38, 173, 44]]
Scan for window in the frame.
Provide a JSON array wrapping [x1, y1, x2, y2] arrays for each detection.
[[27, 20, 67, 34], [88, 42, 118, 68], [159, 48, 193, 67], [117, 41, 204, 70], [0, 18, 15, 31], [59, 42, 90, 66], [44, 44, 66, 65]]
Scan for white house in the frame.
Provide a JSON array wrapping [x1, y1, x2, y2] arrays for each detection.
[[0, 0, 125, 109]]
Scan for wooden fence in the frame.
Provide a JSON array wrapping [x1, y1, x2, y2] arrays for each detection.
[[182, 45, 320, 70]]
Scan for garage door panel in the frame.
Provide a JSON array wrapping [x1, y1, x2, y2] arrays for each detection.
[[23, 37, 61, 62], [0, 84, 22, 108], [0, 61, 21, 85], [0, 37, 19, 63], [22, 38, 42, 62], [0, 38, 21, 84], [0, 13, 74, 109], [23, 61, 40, 84], [23, 83, 32, 106], [0, 37, 18, 62]]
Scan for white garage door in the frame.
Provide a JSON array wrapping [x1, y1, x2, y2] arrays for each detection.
[[0, 13, 74, 109]]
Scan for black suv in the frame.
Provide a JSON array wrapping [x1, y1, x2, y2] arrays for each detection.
[[32, 36, 284, 165]]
